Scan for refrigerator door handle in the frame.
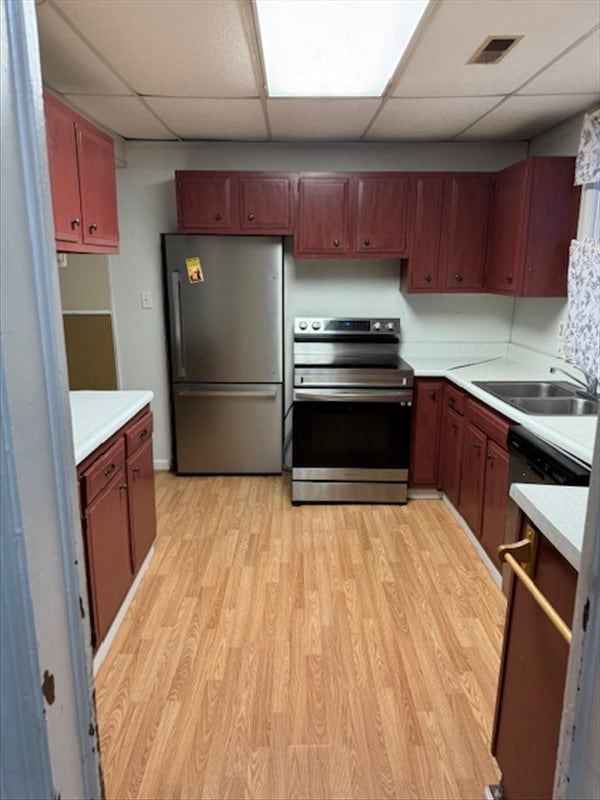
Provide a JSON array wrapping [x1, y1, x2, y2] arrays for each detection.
[[171, 271, 186, 379], [177, 389, 278, 399]]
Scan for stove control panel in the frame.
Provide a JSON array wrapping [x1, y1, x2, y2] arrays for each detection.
[[294, 317, 399, 336]]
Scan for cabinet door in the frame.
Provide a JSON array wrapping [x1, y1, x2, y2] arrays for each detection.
[[85, 470, 133, 645], [485, 161, 528, 295], [493, 532, 577, 800], [127, 437, 157, 572], [76, 120, 119, 247], [458, 423, 487, 535], [441, 175, 492, 291], [355, 174, 409, 256], [522, 158, 580, 297], [407, 174, 444, 291], [239, 174, 294, 233], [44, 94, 82, 244], [439, 405, 464, 506], [409, 379, 443, 487], [295, 176, 351, 256], [176, 172, 235, 232], [480, 440, 509, 566]]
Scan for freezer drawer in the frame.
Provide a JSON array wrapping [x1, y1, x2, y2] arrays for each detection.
[[173, 383, 282, 474]]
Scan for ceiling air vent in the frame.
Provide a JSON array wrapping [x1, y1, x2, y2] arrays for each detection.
[[468, 35, 523, 65]]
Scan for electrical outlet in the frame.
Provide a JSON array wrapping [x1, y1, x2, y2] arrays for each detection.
[[557, 321, 567, 358], [141, 290, 152, 309], [56, 253, 68, 268]]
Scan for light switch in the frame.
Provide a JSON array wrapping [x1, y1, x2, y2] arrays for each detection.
[[141, 290, 153, 309]]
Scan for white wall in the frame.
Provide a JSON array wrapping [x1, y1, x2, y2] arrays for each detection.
[[111, 139, 529, 465]]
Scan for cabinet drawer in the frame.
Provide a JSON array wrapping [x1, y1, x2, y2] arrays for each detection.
[[125, 410, 153, 457], [445, 383, 466, 415], [82, 437, 125, 505], [466, 398, 510, 447]]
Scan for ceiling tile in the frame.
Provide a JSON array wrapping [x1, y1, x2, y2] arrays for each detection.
[[53, 0, 260, 97], [520, 32, 600, 95], [457, 94, 600, 140], [63, 95, 176, 139], [268, 99, 380, 140], [366, 96, 502, 140], [36, 3, 130, 94], [393, 0, 600, 97], [144, 98, 268, 140]]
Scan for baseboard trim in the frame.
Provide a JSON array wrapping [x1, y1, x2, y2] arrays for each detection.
[[153, 459, 170, 471], [442, 495, 502, 589], [93, 544, 155, 677], [408, 488, 443, 500]]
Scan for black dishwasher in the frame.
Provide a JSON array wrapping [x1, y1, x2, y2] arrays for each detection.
[[503, 425, 590, 593]]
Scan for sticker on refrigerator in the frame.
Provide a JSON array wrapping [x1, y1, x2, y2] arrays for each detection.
[[185, 257, 204, 284]]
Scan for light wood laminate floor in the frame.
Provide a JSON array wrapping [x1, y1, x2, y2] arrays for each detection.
[[96, 473, 506, 799]]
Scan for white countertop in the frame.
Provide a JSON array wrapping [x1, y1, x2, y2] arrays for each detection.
[[404, 348, 597, 467], [509, 483, 589, 571], [70, 390, 154, 464]]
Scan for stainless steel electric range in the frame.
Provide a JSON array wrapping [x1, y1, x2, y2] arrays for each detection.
[[292, 317, 414, 504]]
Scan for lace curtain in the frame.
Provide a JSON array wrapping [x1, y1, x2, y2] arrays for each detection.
[[574, 108, 600, 186], [564, 239, 600, 383], [564, 110, 600, 386]]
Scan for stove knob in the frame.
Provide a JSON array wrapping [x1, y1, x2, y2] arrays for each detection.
[[298, 321, 308, 330], [372, 321, 381, 331], [385, 322, 395, 331], [312, 321, 321, 330]]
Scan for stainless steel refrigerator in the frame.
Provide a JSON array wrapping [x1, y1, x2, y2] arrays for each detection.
[[162, 234, 283, 474]]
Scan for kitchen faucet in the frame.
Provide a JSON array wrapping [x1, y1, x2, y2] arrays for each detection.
[[549, 365, 598, 396]]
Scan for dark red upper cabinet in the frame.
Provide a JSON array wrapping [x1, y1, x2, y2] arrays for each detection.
[[407, 174, 445, 291], [44, 92, 119, 253], [354, 174, 410, 256], [407, 173, 492, 293], [295, 175, 352, 257], [176, 172, 235, 232], [77, 120, 120, 247], [239, 173, 295, 234], [44, 93, 82, 245], [486, 157, 580, 297], [441, 174, 492, 292]]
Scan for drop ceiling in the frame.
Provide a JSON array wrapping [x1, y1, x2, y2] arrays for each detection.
[[36, 0, 600, 142]]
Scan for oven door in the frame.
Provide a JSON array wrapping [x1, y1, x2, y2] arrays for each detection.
[[292, 388, 412, 481]]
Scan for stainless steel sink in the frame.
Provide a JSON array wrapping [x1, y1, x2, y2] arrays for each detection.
[[473, 380, 598, 415], [512, 397, 598, 415], [473, 380, 581, 400]]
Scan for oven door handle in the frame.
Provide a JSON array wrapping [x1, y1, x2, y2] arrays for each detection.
[[293, 389, 413, 404]]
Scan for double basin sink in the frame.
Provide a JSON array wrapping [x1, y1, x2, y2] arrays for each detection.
[[473, 380, 598, 416]]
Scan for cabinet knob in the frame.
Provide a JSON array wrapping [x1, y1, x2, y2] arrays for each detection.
[[89, 223, 98, 233], [487, 454, 495, 462], [452, 422, 458, 431], [71, 217, 81, 229], [119, 484, 127, 491], [363, 237, 371, 246], [333, 239, 341, 247], [425, 273, 432, 283], [247, 212, 255, 221], [429, 390, 437, 400], [474, 443, 482, 450], [132, 466, 141, 474], [448, 397, 456, 408], [506, 274, 513, 283], [140, 428, 148, 439], [104, 462, 116, 476], [455, 273, 463, 282], [215, 212, 222, 221]]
